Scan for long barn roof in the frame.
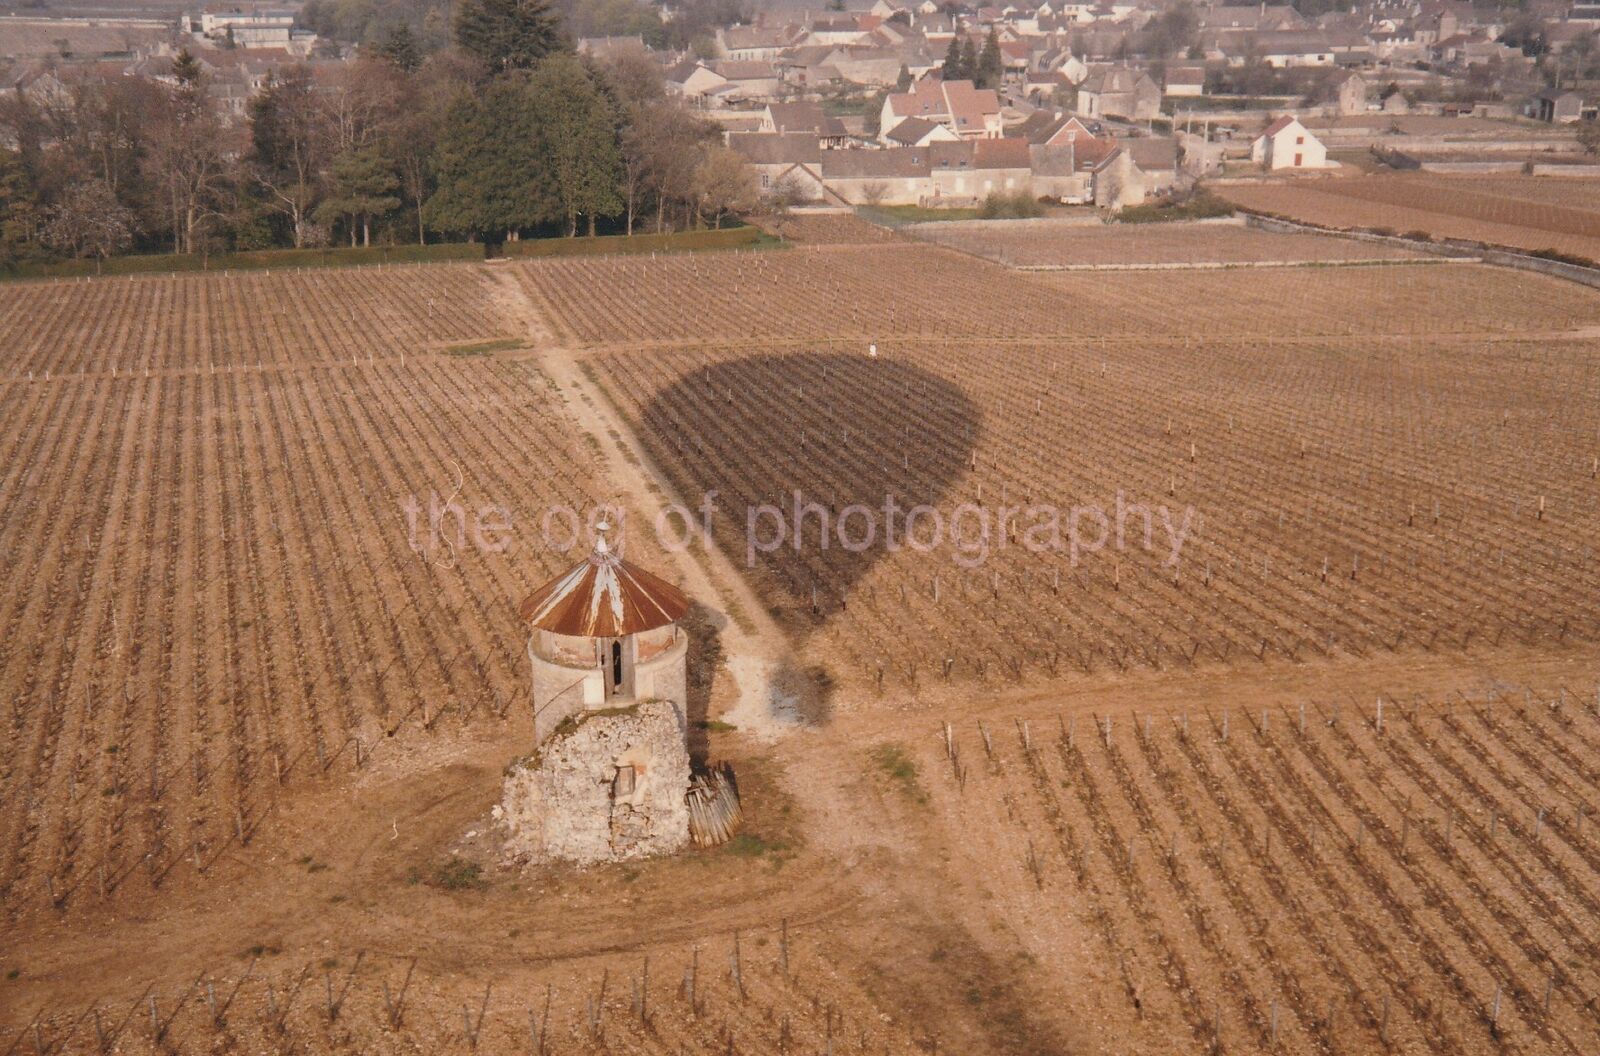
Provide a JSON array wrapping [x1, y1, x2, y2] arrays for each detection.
[[518, 536, 690, 637]]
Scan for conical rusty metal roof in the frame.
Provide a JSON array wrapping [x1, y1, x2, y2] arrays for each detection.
[[518, 534, 690, 637]]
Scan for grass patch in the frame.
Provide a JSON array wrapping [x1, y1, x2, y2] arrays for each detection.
[[858, 204, 983, 227], [1116, 190, 1235, 224], [696, 719, 738, 733], [430, 856, 487, 891], [1527, 247, 1599, 268], [501, 226, 778, 260], [977, 191, 1045, 220], [870, 743, 927, 804], [723, 833, 788, 859], [0, 226, 781, 284], [443, 337, 524, 357]]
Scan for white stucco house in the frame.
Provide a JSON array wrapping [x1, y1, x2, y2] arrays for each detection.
[[1251, 115, 1331, 170]]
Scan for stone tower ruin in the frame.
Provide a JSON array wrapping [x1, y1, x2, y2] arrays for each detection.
[[499, 525, 695, 865]]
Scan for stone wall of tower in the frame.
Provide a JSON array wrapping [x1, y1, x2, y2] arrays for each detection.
[[499, 698, 691, 865], [529, 629, 687, 744]]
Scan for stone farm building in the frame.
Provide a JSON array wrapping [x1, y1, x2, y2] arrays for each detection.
[[730, 112, 1177, 207]]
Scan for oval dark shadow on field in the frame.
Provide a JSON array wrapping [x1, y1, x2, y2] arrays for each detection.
[[635, 351, 981, 724]]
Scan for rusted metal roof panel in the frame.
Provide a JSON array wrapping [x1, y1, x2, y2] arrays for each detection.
[[518, 547, 690, 637]]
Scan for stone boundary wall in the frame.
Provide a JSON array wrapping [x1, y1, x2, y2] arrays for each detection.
[[1531, 164, 1600, 177], [1241, 212, 1600, 289]]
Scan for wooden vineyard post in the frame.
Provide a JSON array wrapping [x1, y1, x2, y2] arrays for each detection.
[[687, 946, 699, 1016], [540, 984, 552, 1054]]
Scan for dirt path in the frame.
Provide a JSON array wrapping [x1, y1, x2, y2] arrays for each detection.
[[488, 268, 801, 741]]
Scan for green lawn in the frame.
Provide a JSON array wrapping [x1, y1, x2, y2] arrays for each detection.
[[1, 225, 782, 283]]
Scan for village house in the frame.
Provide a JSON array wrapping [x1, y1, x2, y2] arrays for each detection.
[[715, 25, 802, 61], [1164, 65, 1206, 97], [828, 49, 907, 88], [801, 13, 872, 46], [1075, 65, 1160, 120], [1250, 30, 1339, 67], [760, 102, 853, 147], [727, 132, 827, 197], [1028, 142, 1093, 202], [711, 60, 782, 102], [1251, 115, 1331, 170], [1197, 4, 1306, 33], [1324, 69, 1369, 115], [930, 137, 1034, 200], [879, 76, 1003, 143], [664, 60, 730, 104], [817, 147, 933, 204], [883, 115, 961, 146], [575, 35, 648, 61], [775, 44, 844, 89], [1015, 108, 1102, 146], [1531, 90, 1589, 123], [191, 5, 298, 49], [1080, 145, 1142, 208], [0, 16, 174, 63], [1123, 136, 1179, 194]]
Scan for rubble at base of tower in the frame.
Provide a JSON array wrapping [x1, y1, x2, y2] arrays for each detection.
[[498, 698, 691, 866]]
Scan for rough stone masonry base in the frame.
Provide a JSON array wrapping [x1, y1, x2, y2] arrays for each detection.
[[499, 698, 691, 866]]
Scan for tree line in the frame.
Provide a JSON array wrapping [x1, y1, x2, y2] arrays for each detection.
[[0, 0, 758, 266]]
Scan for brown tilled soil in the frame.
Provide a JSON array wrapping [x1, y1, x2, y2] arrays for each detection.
[[6, 242, 1600, 1054], [1219, 175, 1600, 263]]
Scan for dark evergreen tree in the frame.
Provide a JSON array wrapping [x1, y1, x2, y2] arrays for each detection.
[[0, 147, 41, 267], [375, 22, 423, 71], [454, 0, 566, 73], [528, 55, 623, 236], [976, 27, 1002, 88], [425, 77, 544, 251], [941, 36, 965, 80], [317, 145, 401, 246]]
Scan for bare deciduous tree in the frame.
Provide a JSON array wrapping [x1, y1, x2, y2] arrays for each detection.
[[41, 177, 133, 263]]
